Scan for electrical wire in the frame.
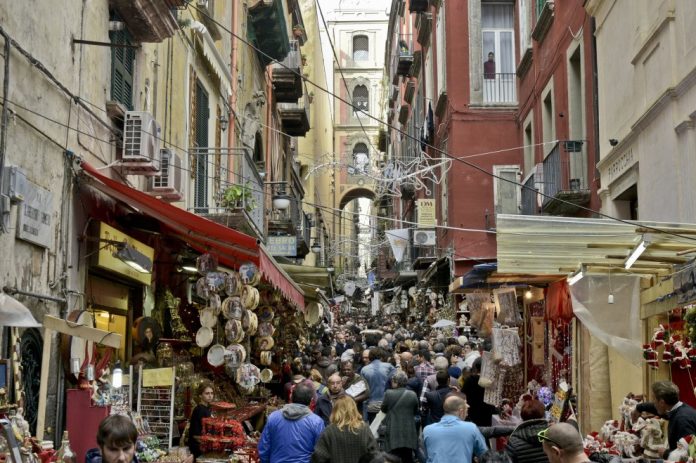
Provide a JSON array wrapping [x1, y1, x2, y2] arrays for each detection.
[[185, 3, 696, 243]]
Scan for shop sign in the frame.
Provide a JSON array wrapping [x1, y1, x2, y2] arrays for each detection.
[[94, 222, 154, 286], [17, 179, 53, 248], [267, 235, 297, 257], [417, 199, 436, 226]]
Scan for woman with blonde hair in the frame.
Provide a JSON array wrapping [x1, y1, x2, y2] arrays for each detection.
[[311, 396, 378, 463]]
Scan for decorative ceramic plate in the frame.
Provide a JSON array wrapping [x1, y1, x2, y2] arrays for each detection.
[[207, 344, 226, 367], [225, 344, 246, 368], [258, 306, 274, 322], [257, 321, 275, 337], [247, 311, 258, 336], [260, 368, 273, 383], [256, 336, 275, 350], [225, 271, 241, 296], [241, 285, 259, 310], [199, 308, 217, 328], [239, 263, 260, 286], [225, 319, 244, 343], [196, 277, 210, 300], [195, 326, 214, 348]]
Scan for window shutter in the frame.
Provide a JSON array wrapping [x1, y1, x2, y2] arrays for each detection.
[[353, 35, 369, 61], [194, 80, 209, 212], [109, 29, 135, 110], [494, 167, 520, 215]]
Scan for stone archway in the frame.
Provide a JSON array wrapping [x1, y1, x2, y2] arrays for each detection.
[[339, 186, 376, 210]]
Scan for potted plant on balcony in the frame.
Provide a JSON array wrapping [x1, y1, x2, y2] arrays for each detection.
[[220, 183, 255, 212], [292, 25, 305, 38]]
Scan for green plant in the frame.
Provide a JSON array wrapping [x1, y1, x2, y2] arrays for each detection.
[[220, 184, 255, 212]]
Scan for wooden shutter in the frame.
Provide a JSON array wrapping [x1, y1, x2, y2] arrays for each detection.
[[109, 29, 135, 110]]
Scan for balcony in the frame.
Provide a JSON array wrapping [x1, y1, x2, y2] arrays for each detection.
[[268, 173, 310, 258], [272, 40, 303, 103], [521, 173, 538, 215], [197, 147, 266, 240], [532, 0, 555, 43], [483, 73, 516, 104], [278, 88, 310, 136], [110, 0, 180, 42], [248, 0, 291, 67], [416, 13, 432, 48], [541, 142, 590, 215], [395, 34, 414, 78]]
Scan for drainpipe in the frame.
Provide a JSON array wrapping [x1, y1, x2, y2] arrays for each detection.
[[590, 17, 601, 200], [0, 31, 11, 233]]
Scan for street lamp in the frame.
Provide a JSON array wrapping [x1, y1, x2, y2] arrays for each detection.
[[311, 239, 321, 253]]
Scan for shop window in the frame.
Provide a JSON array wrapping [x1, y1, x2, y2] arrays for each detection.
[[109, 17, 135, 110], [353, 35, 369, 61], [353, 85, 369, 111]]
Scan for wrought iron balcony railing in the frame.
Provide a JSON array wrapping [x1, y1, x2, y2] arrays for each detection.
[[482, 73, 516, 104]]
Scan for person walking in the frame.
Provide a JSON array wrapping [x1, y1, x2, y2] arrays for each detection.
[[381, 371, 420, 463], [311, 396, 378, 463], [361, 347, 396, 422], [316, 373, 345, 425], [422, 393, 488, 463], [258, 382, 325, 463], [505, 397, 549, 463]]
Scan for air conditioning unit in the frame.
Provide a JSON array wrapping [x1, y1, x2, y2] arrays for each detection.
[[413, 229, 436, 246], [147, 149, 183, 202], [121, 111, 161, 176]]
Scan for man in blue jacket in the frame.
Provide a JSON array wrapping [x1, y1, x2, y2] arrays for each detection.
[[258, 381, 324, 463], [423, 393, 488, 463]]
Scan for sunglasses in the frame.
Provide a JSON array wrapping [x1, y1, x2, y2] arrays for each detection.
[[537, 428, 563, 448]]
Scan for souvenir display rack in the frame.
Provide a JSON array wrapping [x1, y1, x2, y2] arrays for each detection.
[[137, 366, 176, 450]]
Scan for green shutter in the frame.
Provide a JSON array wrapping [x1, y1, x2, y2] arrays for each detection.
[[109, 29, 135, 110], [536, 0, 546, 19], [194, 80, 209, 211]]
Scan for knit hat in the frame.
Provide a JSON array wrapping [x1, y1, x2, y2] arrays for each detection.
[[448, 366, 462, 379]]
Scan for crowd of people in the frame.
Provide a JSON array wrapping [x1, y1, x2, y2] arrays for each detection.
[[254, 319, 590, 463]]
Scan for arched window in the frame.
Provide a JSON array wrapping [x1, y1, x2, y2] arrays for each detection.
[[353, 35, 369, 61], [352, 142, 369, 174], [353, 85, 369, 112]]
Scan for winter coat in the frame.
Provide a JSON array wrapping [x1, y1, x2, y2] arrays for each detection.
[[311, 423, 378, 463], [85, 448, 139, 463], [257, 403, 325, 463], [381, 387, 420, 451], [505, 418, 549, 463]]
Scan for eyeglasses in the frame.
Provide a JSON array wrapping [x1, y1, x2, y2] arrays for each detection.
[[537, 428, 563, 448]]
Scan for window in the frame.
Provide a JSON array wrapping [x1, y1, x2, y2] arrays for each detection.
[[482, 1, 515, 103], [435, 6, 446, 94], [493, 165, 520, 215], [523, 119, 534, 175], [353, 85, 369, 112], [352, 143, 369, 174], [109, 23, 135, 110], [567, 46, 586, 189], [194, 80, 209, 212], [353, 35, 369, 61], [542, 88, 555, 154]]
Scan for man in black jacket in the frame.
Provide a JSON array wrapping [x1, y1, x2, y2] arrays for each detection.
[[652, 380, 696, 452]]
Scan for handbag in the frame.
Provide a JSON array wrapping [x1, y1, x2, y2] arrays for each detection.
[[372, 390, 409, 438]]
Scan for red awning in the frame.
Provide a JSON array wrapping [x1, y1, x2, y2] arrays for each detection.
[[79, 161, 304, 309]]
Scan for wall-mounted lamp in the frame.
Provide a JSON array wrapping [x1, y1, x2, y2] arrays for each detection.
[[567, 266, 585, 286], [311, 240, 321, 254], [219, 112, 230, 132], [114, 242, 153, 273], [272, 189, 291, 210], [624, 235, 651, 269], [112, 360, 123, 388]]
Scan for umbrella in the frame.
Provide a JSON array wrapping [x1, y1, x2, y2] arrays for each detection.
[[0, 292, 41, 327], [431, 319, 456, 329]]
